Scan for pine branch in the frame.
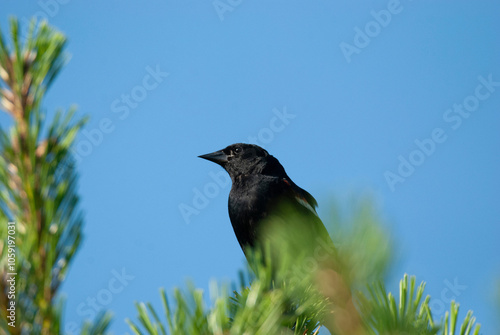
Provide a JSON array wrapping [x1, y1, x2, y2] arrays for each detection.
[[0, 17, 111, 335]]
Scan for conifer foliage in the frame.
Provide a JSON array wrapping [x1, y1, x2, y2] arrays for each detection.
[[0, 19, 111, 334], [127, 203, 482, 335]]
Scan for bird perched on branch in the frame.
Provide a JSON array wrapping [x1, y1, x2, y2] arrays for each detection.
[[199, 143, 363, 335]]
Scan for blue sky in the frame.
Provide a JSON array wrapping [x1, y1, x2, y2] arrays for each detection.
[[1, 1, 499, 334]]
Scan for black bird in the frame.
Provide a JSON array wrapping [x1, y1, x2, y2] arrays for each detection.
[[199, 143, 330, 254]]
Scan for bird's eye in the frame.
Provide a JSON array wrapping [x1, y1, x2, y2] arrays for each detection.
[[234, 147, 242, 154]]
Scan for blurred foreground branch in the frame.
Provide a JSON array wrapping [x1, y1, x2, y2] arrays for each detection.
[[128, 200, 481, 335]]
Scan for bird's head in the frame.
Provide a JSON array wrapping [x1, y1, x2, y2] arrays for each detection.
[[199, 143, 286, 178]]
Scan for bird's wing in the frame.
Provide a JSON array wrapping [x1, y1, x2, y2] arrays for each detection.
[[281, 178, 319, 216], [275, 177, 332, 248]]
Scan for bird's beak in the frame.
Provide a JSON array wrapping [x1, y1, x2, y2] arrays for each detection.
[[198, 150, 228, 165]]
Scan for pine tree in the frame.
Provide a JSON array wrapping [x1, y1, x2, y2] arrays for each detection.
[[0, 19, 111, 334]]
